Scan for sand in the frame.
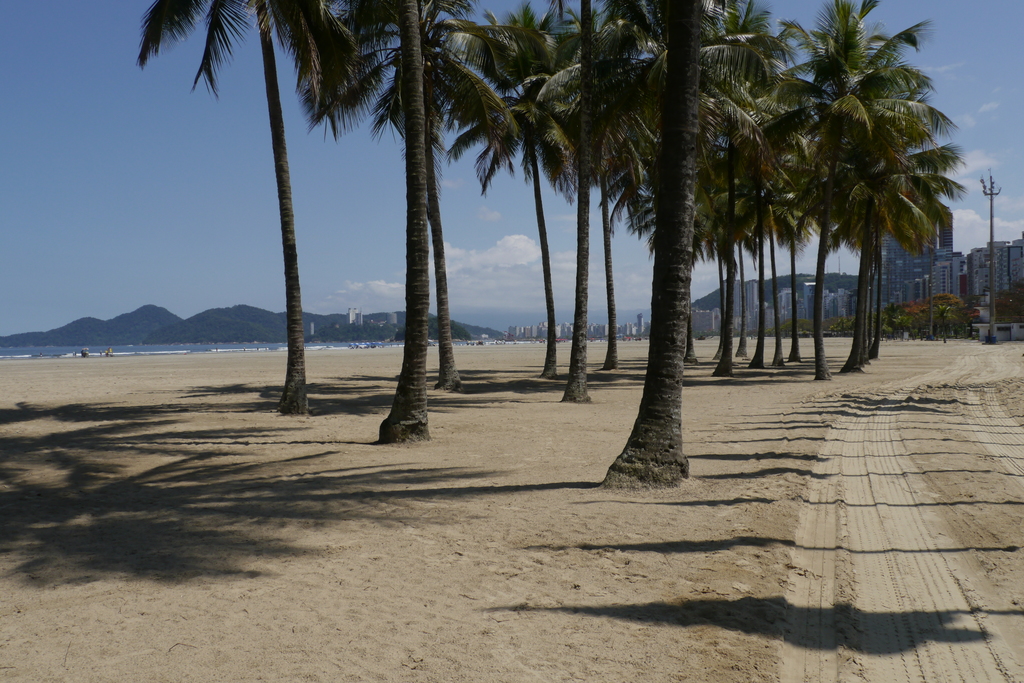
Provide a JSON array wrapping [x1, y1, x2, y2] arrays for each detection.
[[2, 338, 1023, 682]]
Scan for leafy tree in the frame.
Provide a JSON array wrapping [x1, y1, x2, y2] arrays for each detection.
[[138, 0, 355, 415], [995, 281, 1024, 322]]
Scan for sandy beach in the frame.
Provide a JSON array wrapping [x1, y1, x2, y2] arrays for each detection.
[[2, 339, 1024, 682]]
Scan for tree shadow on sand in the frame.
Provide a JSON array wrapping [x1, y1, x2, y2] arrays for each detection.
[[1, 401, 596, 585], [495, 596, 1011, 655]]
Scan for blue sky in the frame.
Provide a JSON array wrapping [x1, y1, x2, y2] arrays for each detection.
[[1, 0, 1021, 336]]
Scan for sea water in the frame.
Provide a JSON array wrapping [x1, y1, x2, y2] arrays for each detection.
[[0, 343, 353, 359]]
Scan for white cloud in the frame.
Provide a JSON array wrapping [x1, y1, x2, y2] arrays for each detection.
[[955, 113, 976, 129], [978, 101, 1000, 114], [320, 279, 405, 312], [446, 234, 541, 273], [440, 236, 567, 317], [952, 209, 1024, 252], [441, 178, 465, 190], [926, 62, 964, 75], [997, 194, 1024, 215], [956, 149, 1000, 180], [477, 205, 501, 222]]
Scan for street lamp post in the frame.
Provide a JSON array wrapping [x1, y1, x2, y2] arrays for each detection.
[[981, 171, 1000, 344]]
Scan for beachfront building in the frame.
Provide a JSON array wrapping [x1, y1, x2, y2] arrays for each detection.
[[964, 238, 1024, 298], [348, 307, 363, 325], [882, 233, 931, 305], [933, 249, 967, 298], [691, 308, 718, 334]]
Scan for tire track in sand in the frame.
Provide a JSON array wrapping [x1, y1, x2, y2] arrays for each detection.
[[957, 387, 1024, 481], [783, 346, 1024, 683]]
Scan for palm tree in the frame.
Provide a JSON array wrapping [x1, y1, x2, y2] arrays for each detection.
[[455, 4, 573, 379], [378, 0, 432, 442], [777, 0, 942, 380], [603, 0, 701, 487], [935, 303, 952, 341], [838, 143, 963, 372], [139, 0, 354, 415], [559, 0, 595, 404], [767, 222, 785, 366], [310, 0, 518, 392], [700, 0, 786, 376]]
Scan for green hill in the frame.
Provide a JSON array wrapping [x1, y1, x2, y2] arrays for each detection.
[[4, 305, 498, 346], [693, 273, 858, 310], [0, 305, 182, 347], [142, 305, 287, 344]]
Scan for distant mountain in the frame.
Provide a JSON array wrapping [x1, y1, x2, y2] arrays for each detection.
[[143, 305, 288, 344], [693, 273, 858, 311], [457, 321, 504, 340], [3, 304, 504, 346], [0, 305, 182, 347]]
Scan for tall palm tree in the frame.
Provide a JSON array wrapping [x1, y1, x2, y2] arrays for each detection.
[[777, 0, 942, 380], [558, 0, 595, 404], [378, 0, 432, 442], [839, 141, 963, 372], [935, 303, 952, 341], [700, 0, 786, 375], [453, 4, 572, 380], [138, 0, 355, 415], [603, 0, 702, 488], [310, 0, 517, 392]]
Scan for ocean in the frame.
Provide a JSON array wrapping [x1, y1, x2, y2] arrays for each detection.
[[0, 342, 401, 360]]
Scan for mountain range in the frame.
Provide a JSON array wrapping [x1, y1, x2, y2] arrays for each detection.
[[0, 305, 503, 347]]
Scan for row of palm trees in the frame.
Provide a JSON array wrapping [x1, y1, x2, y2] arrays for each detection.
[[138, 0, 962, 486]]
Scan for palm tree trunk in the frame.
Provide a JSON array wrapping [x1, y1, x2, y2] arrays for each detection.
[[712, 255, 725, 361], [603, 0, 699, 488], [736, 251, 749, 357], [562, 0, 592, 404], [864, 274, 873, 363], [714, 143, 737, 377], [379, 0, 430, 443], [770, 231, 785, 366], [713, 241, 735, 377], [748, 190, 766, 369], [813, 156, 838, 381], [601, 179, 618, 370], [529, 144, 558, 379], [788, 238, 802, 362], [869, 233, 882, 359], [256, 4, 307, 416], [684, 305, 699, 364], [859, 221, 874, 366], [841, 203, 872, 373], [423, 123, 462, 392]]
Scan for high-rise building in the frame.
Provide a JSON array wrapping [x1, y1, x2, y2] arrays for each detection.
[[965, 237, 1024, 297], [691, 309, 716, 333], [348, 307, 362, 325], [939, 223, 954, 251], [882, 233, 931, 304]]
